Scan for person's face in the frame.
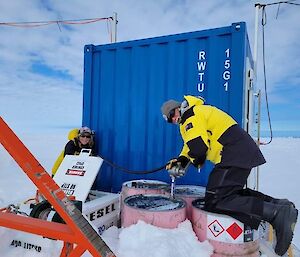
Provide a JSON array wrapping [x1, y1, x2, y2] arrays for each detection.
[[79, 133, 91, 145], [169, 108, 180, 124]]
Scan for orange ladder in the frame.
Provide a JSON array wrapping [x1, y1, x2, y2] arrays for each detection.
[[0, 117, 116, 257]]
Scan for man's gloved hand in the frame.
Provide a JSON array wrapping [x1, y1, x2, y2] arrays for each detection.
[[168, 165, 186, 178], [166, 158, 180, 170], [166, 158, 187, 178]]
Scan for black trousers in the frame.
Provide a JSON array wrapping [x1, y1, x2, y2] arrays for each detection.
[[204, 166, 267, 230]]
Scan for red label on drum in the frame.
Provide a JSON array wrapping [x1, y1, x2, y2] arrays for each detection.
[[226, 222, 243, 240]]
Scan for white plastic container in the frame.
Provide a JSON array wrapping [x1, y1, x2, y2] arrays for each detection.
[[83, 190, 120, 234]]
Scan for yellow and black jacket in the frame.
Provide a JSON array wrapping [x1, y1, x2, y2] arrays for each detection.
[[64, 138, 95, 156], [51, 129, 96, 176], [178, 95, 265, 169]]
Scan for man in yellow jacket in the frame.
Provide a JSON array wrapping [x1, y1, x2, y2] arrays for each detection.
[[161, 95, 297, 256]]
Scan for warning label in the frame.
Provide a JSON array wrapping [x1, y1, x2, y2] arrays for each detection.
[[206, 213, 257, 243], [244, 225, 254, 242], [208, 220, 225, 237], [226, 222, 243, 240]]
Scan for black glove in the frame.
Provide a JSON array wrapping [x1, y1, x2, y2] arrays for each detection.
[[191, 155, 206, 168], [166, 156, 189, 178], [166, 156, 189, 169]]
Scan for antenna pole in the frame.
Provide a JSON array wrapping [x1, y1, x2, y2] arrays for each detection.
[[111, 12, 118, 43], [253, 3, 262, 81]]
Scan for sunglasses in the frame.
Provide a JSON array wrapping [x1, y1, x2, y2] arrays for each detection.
[[80, 134, 91, 138], [167, 109, 176, 123]]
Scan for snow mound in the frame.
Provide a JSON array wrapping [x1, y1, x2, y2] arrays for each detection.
[[102, 220, 213, 257]]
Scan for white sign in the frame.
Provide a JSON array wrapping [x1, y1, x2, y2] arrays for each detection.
[[53, 149, 103, 202]]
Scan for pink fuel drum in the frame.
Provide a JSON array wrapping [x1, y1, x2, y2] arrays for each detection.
[[121, 194, 186, 229], [191, 199, 259, 257], [174, 185, 206, 221], [121, 179, 169, 201]]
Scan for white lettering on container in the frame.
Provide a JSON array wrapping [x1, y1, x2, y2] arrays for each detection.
[[223, 48, 231, 91], [197, 50, 206, 92], [88, 203, 116, 221]]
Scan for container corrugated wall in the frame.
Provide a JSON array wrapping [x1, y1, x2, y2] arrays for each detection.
[[83, 22, 253, 193]]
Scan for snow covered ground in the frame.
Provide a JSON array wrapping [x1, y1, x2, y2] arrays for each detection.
[[0, 130, 299, 256]]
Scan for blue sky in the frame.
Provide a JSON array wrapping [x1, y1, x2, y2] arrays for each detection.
[[0, 0, 299, 136]]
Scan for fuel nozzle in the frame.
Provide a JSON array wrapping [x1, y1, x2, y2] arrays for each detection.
[[168, 161, 191, 199], [170, 175, 176, 199]]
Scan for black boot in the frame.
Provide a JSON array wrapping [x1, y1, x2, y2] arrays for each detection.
[[263, 201, 298, 256], [271, 198, 295, 208], [262, 193, 295, 208], [242, 189, 295, 207]]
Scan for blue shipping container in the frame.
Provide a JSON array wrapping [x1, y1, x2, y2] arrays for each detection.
[[83, 22, 254, 193]]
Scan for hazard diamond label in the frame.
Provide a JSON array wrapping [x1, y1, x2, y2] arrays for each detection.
[[226, 222, 243, 240], [208, 220, 225, 237]]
